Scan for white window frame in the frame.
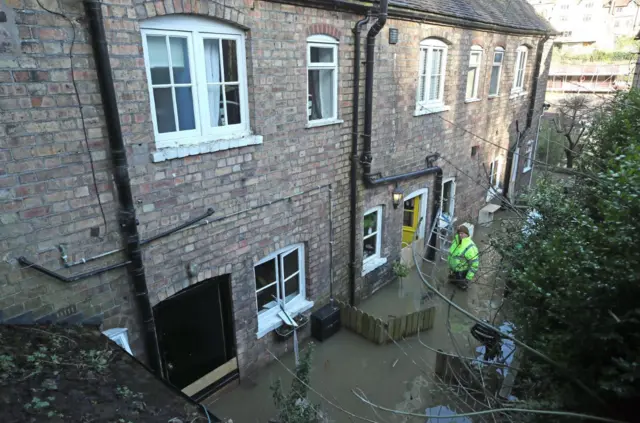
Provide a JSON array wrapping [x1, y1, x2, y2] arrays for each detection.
[[489, 47, 504, 97], [416, 39, 448, 113], [511, 46, 528, 95], [254, 243, 313, 338], [103, 328, 133, 355], [511, 147, 520, 182], [487, 158, 503, 202], [306, 35, 339, 126], [141, 16, 250, 150], [362, 206, 386, 275], [403, 188, 429, 241], [466, 45, 483, 101], [523, 140, 534, 173], [440, 177, 456, 228]]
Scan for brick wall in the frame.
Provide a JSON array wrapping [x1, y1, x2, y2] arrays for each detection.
[[0, 0, 549, 377]]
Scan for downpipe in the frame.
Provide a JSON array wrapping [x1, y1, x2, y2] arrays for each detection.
[[84, 0, 163, 377]]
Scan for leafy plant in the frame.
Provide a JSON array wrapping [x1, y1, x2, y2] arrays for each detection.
[[271, 344, 326, 423], [392, 261, 409, 279]]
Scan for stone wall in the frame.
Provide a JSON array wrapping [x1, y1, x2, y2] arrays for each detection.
[[0, 0, 549, 377]]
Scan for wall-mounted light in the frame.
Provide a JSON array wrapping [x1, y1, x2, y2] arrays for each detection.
[[392, 186, 404, 209]]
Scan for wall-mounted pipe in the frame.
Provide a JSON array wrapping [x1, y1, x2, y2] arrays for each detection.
[[84, 0, 162, 377], [17, 257, 130, 283], [348, 13, 371, 306], [526, 35, 550, 129], [141, 208, 214, 246], [360, 0, 388, 175]]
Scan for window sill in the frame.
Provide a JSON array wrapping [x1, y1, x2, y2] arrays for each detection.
[[509, 91, 528, 99], [465, 98, 481, 103], [255, 298, 314, 339], [362, 256, 387, 276], [151, 134, 263, 163], [305, 119, 344, 129], [413, 104, 450, 116], [522, 167, 532, 173], [488, 94, 501, 99]]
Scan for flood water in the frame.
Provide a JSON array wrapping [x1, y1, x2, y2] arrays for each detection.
[[207, 214, 511, 423]]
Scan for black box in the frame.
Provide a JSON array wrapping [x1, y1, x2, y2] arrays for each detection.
[[311, 302, 341, 342]]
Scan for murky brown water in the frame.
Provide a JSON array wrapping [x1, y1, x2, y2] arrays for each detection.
[[208, 214, 512, 423]]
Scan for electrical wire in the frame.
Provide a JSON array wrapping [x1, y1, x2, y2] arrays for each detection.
[[35, 0, 109, 235]]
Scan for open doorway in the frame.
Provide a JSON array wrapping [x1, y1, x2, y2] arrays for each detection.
[[154, 274, 237, 400], [486, 158, 503, 202], [401, 188, 428, 268]]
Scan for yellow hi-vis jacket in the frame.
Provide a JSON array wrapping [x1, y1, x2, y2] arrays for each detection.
[[448, 235, 479, 281]]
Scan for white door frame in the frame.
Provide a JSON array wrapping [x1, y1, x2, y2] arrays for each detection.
[[404, 188, 429, 241]]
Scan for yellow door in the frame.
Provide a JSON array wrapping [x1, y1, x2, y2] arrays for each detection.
[[402, 196, 420, 246]]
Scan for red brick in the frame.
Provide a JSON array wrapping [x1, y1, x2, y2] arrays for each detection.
[[38, 28, 67, 41], [19, 206, 49, 219], [15, 182, 47, 197]]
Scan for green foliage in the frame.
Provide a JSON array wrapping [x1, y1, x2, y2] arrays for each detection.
[[553, 48, 636, 64], [614, 35, 640, 52], [271, 344, 325, 423], [392, 261, 409, 279], [493, 90, 640, 420]]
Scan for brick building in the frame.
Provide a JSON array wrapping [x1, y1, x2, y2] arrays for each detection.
[[0, 0, 553, 397]]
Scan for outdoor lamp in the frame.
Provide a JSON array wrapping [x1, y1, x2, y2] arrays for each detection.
[[392, 186, 404, 209]]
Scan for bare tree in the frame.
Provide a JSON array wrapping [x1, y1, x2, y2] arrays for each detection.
[[553, 96, 592, 168]]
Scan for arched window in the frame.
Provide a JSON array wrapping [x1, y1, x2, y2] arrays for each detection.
[[416, 38, 448, 111], [489, 47, 505, 96], [466, 45, 483, 100], [307, 35, 339, 124], [141, 16, 250, 149], [512, 46, 529, 94]]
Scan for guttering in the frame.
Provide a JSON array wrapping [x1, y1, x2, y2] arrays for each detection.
[[348, 13, 371, 306], [361, 0, 388, 175], [17, 257, 130, 283], [84, 0, 163, 377], [363, 166, 441, 187], [267, 0, 555, 37]]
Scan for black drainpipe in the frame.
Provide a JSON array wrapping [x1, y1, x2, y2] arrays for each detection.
[[84, 0, 163, 377], [348, 13, 371, 306], [360, 0, 388, 175], [526, 35, 550, 129]]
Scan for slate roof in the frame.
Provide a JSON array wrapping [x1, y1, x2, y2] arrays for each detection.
[[387, 0, 555, 33]]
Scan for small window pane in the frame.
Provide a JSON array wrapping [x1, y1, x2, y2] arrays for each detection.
[[429, 75, 441, 101], [222, 39, 238, 82], [469, 51, 481, 66], [403, 210, 414, 227], [153, 88, 176, 133], [224, 85, 242, 125], [208, 85, 224, 127], [494, 51, 503, 64], [175, 87, 195, 131], [255, 259, 277, 290], [147, 36, 170, 85], [443, 181, 452, 216], [489, 66, 500, 95], [283, 250, 299, 279], [169, 37, 191, 84], [308, 69, 334, 120], [363, 236, 377, 260], [310, 46, 334, 63], [284, 274, 299, 303], [257, 283, 278, 312], [364, 210, 378, 236], [466, 67, 477, 98], [203, 39, 222, 84]]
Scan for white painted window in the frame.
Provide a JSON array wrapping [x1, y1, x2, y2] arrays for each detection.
[[141, 16, 250, 149], [442, 178, 456, 219], [307, 35, 339, 123], [363, 207, 383, 264], [416, 39, 448, 110], [523, 140, 534, 172], [489, 47, 504, 96], [254, 244, 313, 337], [511, 147, 520, 182], [103, 328, 133, 355], [487, 158, 503, 201], [466, 46, 483, 100], [512, 46, 528, 94]]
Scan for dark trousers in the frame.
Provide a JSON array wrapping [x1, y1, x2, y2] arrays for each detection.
[[449, 271, 469, 288]]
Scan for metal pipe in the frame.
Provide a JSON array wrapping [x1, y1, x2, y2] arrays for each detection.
[[348, 12, 371, 306], [141, 208, 215, 246], [363, 165, 442, 187], [526, 35, 550, 129], [361, 0, 388, 175], [18, 257, 130, 283], [84, 0, 162, 377], [328, 184, 334, 300], [528, 109, 547, 189]]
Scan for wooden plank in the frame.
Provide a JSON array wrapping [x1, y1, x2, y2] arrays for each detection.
[[373, 319, 382, 344], [182, 358, 238, 397], [361, 313, 370, 340], [410, 311, 419, 335], [355, 310, 364, 335], [368, 316, 376, 341], [377, 319, 385, 344], [399, 315, 407, 339], [340, 306, 348, 329], [350, 307, 358, 330]]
